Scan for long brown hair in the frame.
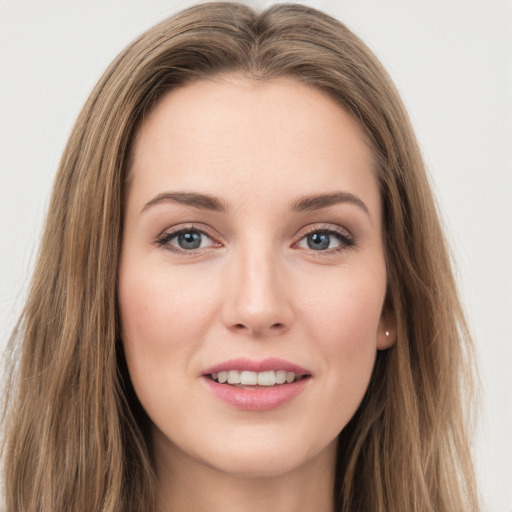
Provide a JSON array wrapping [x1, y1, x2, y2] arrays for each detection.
[[2, 2, 479, 510]]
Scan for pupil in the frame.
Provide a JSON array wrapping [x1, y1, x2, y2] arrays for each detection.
[[308, 232, 330, 250], [178, 231, 201, 249]]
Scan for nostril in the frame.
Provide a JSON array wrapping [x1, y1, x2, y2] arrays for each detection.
[[231, 322, 286, 334]]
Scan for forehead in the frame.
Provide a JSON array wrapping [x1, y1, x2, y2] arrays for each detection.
[[128, 76, 380, 217]]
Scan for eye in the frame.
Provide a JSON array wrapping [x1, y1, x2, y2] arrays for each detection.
[[296, 228, 353, 252], [157, 228, 218, 252]]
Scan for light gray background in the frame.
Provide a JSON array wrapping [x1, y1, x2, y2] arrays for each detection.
[[1, 1, 511, 510]]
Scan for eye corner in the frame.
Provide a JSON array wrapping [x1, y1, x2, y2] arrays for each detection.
[[155, 224, 222, 254], [293, 224, 355, 254]]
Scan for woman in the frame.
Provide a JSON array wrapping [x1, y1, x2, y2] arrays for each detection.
[[1, 2, 480, 511]]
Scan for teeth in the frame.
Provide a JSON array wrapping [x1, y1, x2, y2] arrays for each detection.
[[275, 370, 287, 384], [257, 371, 275, 386], [240, 371, 258, 385], [227, 370, 240, 384], [211, 370, 299, 386]]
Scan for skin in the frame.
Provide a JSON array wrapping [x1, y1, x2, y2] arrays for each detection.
[[118, 75, 396, 512]]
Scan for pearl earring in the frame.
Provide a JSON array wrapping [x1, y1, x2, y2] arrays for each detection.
[[385, 330, 390, 337]]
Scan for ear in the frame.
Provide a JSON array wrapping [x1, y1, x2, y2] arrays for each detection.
[[377, 304, 397, 350]]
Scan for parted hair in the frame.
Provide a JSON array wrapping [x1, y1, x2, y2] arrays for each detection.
[[2, 2, 479, 511]]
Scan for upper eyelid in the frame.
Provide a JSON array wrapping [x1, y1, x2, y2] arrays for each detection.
[[155, 226, 221, 252], [292, 224, 355, 251], [295, 224, 353, 240], [158, 224, 217, 240], [155, 222, 354, 246]]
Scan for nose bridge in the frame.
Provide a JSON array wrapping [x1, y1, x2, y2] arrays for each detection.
[[223, 237, 292, 336]]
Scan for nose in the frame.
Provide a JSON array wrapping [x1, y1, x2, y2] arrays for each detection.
[[220, 248, 294, 338]]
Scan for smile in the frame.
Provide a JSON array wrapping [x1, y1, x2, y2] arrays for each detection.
[[209, 370, 301, 386], [202, 358, 311, 410]]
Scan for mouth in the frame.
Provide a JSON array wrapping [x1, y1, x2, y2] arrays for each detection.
[[201, 358, 312, 410], [207, 369, 309, 388]]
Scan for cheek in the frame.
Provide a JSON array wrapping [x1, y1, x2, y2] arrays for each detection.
[[119, 264, 213, 349], [302, 268, 385, 347], [327, 292, 380, 359], [117, 263, 217, 406], [298, 266, 385, 394]]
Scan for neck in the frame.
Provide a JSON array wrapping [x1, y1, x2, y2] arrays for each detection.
[[154, 436, 337, 512]]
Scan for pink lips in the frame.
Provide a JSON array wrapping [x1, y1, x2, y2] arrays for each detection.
[[201, 357, 311, 411], [202, 357, 309, 376]]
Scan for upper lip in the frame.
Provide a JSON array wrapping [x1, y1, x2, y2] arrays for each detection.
[[202, 357, 311, 376]]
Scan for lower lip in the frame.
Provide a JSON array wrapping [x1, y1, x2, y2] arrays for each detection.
[[202, 376, 310, 411]]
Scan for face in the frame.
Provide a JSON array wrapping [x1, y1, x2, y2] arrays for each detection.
[[119, 76, 395, 479]]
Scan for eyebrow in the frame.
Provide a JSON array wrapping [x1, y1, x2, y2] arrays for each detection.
[[141, 192, 227, 213], [290, 192, 370, 216], [141, 190, 370, 217]]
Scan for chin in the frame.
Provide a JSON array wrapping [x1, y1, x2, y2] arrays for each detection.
[[196, 429, 337, 479], [206, 454, 308, 479]]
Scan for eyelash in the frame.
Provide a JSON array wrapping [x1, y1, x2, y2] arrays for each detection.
[[155, 225, 219, 254], [296, 224, 355, 254], [155, 224, 355, 255]]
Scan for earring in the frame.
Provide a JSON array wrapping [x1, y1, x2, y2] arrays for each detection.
[[385, 330, 390, 337]]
